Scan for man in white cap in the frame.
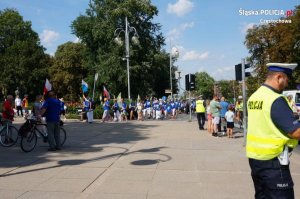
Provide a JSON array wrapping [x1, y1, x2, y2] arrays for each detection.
[[247, 63, 300, 198]]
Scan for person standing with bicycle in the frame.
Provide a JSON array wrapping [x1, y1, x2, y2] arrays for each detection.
[[41, 91, 61, 151], [2, 95, 14, 123], [0, 95, 19, 146], [1, 95, 14, 142]]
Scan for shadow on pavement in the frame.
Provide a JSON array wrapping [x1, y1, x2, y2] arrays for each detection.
[[0, 121, 158, 171], [0, 146, 171, 177]]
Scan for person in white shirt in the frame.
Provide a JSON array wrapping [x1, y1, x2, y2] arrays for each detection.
[[14, 95, 23, 117], [225, 106, 235, 138]]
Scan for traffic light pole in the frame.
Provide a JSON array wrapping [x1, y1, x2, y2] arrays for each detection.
[[242, 58, 247, 146], [189, 90, 192, 122]]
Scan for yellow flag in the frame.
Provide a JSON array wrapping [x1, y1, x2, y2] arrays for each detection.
[[117, 92, 122, 106]]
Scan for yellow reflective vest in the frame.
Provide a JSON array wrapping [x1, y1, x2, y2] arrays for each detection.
[[246, 86, 298, 160], [196, 100, 205, 113], [236, 101, 243, 111]]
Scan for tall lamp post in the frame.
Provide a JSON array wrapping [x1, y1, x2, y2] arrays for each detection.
[[169, 44, 179, 98], [114, 17, 139, 100]]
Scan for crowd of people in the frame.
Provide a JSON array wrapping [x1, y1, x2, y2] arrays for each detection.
[[195, 95, 244, 138], [1, 91, 66, 151], [100, 96, 193, 123]]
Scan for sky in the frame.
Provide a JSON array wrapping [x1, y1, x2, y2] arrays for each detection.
[[1, 0, 300, 83]]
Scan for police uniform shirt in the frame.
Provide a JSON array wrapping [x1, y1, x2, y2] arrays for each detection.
[[262, 84, 300, 134]]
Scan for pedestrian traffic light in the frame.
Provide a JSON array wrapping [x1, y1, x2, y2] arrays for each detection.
[[235, 64, 242, 81], [185, 74, 196, 91], [190, 74, 196, 91], [185, 74, 190, 91], [235, 63, 251, 81]]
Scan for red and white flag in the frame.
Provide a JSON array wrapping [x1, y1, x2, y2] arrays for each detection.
[[103, 86, 110, 99], [43, 79, 52, 94]]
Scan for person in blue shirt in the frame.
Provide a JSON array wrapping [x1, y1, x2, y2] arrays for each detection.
[[41, 91, 61, 151], [129, 100, 136, 120], [112, 99, 120, 122], [153, 99, 161, 120], [121, 98, 127, 121], [143, 97, 151, 119], [219, 97, 229, 134], [81, 95, 91, 121], [166, 101, 172, 119], [102, 98, 111, 122], [59, 97, 66, 121], [170, 100, 176, 119]]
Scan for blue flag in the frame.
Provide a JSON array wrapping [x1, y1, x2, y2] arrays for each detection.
[[82, 80, 89, 93]]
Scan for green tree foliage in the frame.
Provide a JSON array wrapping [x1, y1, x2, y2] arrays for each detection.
[[218, 80, 239, 102], [0, 9, 49, 99], [71, 0, 172, 99], [194, 72, 215, 99], [49, 42, 89, 101], [245, 5, 300, 93]]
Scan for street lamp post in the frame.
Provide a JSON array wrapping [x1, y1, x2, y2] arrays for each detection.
[[114, 17, 139, 100], [170, 47, 173, 98], [169, 43, 179, 98]]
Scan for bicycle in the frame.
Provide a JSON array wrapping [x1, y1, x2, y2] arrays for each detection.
[[20, 119, 67, 152], [0, 118, 19, 147]]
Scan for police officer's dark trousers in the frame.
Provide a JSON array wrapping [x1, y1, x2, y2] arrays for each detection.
[[249, 158, 294, 199], [196, 112, 205, 130]]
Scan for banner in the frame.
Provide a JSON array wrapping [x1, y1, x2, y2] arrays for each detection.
[[43, 79, 52, 94], [103, 86, 110, 99], [82, 80, 89, 93], [117, 92, 122, 106]]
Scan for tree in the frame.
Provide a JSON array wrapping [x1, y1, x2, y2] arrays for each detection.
[[194, 72, 215, 99], [49, 42, 89, 101], [218, 80, 238, 102], [245, 5, 300, 94], [0, 9, 49, 98], [71, 0, 172, 99]]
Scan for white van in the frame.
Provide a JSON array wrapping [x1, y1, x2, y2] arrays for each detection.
[[282, 90, 300, 109]]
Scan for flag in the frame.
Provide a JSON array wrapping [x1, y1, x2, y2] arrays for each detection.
[[82, 80, 89, 93], [43, 79, 52, 94], [117, 92, 122, 106], [103, 86, 110, 99], [94, 73, 99, 81]]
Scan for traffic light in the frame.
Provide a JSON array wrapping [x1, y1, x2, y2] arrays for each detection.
[[185, 74, 196, 91], [235, 63, 251, 81], [185, 74, 190, 91], [235, 64, 242, 81], [190, 74, 196, 91]]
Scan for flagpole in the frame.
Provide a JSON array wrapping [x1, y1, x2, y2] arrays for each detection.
[[92, 80, 96, 101], [92, 73, 98, 101]]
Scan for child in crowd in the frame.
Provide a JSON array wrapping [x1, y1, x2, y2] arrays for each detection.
[[225, 106, 235, 138]]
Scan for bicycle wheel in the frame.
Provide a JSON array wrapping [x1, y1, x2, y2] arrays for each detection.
[[0, 126, 19, 147], [60, 127, 67, 146], [20, 130, 37, 152]]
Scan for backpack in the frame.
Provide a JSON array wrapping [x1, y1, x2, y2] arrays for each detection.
[[18, 120, 34, 137]]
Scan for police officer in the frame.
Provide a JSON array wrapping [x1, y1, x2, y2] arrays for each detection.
[[196, 95, 206, 130], [247, 63, 300, 199], [236, 96, 244, 128]]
